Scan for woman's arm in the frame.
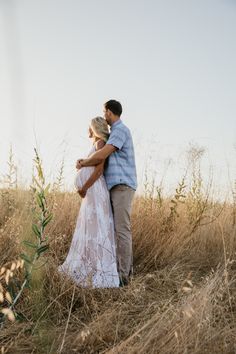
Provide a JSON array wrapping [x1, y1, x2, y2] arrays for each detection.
[[78, 140, 106, 198], [80, 161, 104, 193]]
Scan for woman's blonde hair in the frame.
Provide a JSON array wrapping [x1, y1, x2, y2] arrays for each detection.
[[90, 117, 110, 142]]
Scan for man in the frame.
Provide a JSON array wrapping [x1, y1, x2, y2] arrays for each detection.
[[76, 99, 137, 286]]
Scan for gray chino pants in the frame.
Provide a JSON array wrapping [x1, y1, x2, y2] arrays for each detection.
[[110, 184, 135, 282]]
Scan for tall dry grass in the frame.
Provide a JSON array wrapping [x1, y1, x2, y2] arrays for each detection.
[[0, 146, 236, 353]]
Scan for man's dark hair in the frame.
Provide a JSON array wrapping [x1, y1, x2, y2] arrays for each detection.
[[104, 100, 122, 117]]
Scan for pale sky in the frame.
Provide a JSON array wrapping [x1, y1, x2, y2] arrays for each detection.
[[0, 0, 235, 196]]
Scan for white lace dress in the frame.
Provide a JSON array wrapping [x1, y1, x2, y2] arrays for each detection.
[[58, 145, 119, 288]]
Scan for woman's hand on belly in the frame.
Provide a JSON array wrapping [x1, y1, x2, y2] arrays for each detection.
[[77, 188, 87, 198]]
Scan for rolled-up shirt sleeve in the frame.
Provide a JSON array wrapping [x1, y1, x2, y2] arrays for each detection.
[[106, 128, 126, 150]]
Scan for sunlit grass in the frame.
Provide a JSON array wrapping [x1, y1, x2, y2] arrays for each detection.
[[0, 145, 236, 353]]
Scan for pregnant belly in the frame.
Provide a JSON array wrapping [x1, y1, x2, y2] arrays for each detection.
[[74, 166, 95, 189]]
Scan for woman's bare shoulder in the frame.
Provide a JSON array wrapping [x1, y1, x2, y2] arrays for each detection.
[[95, 139, 105, 151]]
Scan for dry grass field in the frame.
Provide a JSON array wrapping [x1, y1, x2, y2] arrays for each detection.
[[0, 148, 236, 353]]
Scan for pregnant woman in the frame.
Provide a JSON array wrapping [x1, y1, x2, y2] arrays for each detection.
[[58, 117, 119, 288]]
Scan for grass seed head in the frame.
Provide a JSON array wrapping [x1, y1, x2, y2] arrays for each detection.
[[5, 291, 13, 303], [186, 280, 193, 288], [20, 259, 24, 269], [182, 286, 192, 293], [5, 274, 9, 285], [0, 267, 6, 276], [10, 262, 16, 271], [16, 260, 21, 269], [1, 308, 15, 322]]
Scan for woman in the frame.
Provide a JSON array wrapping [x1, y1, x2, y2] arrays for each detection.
[[58, 117, 119, 288]]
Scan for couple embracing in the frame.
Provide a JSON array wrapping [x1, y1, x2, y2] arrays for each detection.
[[58, 100, 137, 288]]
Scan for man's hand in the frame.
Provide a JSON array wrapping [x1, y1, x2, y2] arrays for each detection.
[[76, 159, 84, 170], [77, 188, 87, 198]]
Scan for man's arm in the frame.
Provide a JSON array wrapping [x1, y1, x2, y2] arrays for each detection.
[[76, 144, 116, 169]]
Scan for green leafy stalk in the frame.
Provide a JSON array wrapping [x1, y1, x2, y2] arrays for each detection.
[[0, 148, 53, 327]]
